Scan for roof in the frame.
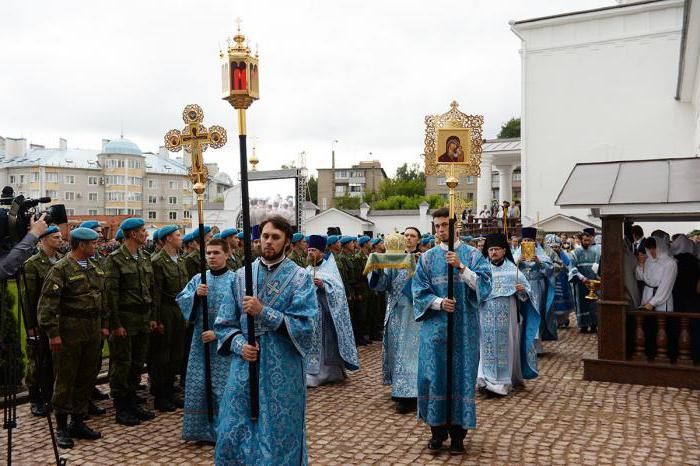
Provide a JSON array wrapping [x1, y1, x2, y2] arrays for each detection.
[[102, 138, 142, 156], [555, 157, 700, 220], [531, 213, 600, 231], [482, 138, 520, 153], [306, 208, 374, 225], [512, 0, 667, 26]]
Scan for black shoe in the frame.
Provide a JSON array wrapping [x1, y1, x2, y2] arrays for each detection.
[[154, 397, 176, 412], [169, 393, 184, 409], [130, 403, 156, 421], [88, 401, 106, 416], [395, 399, 416, 414], [579, 327, 589, 334], [30, 400, 47, 417], [590, 325, 598, 333], [449, 440, 465, 455], [55, 414, 74, 449], [91, 387, 109, 400], [427, 437, 444, 453], [69, 418, 102, 440], [114, 398, 141, 426]]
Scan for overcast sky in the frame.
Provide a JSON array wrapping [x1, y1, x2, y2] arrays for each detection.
[[1, 0, 611, 179]]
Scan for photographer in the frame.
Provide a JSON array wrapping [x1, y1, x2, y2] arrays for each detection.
[[0, 213, 48, 279]]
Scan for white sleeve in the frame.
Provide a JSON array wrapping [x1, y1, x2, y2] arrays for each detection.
[[430, 297, 444, 310], [460, 267, 477, 290], [635, 265, 644, 281], [648, 261, 677, 308]]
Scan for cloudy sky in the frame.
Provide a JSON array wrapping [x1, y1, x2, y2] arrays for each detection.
[[1, 0, 610, 179]]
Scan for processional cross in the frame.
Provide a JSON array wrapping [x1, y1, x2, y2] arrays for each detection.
[[164, 104, 227, 423]]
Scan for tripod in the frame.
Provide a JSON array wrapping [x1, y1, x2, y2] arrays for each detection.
[[1, 270, 66, 465]]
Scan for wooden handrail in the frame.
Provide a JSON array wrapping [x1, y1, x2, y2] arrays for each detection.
[[627, 310, 700, 319]]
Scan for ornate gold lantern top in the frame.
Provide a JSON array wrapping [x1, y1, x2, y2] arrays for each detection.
[[384, 233, 407, 254], [221, 19, 259, 109]]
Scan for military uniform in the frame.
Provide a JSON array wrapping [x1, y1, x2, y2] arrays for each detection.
[[149, 249, 189, 410], [336, 250, 362, 344], [184, 248, 206, 280], [226, 252, 243, 271], [37, 255, 105, 426], [24, 249, 62, 411], [288, 248, 307, 268], [104, 244, 155, 422], [351, 250, 371, 344]]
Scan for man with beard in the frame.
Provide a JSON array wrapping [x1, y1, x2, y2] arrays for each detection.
[[368, 228, 422, 414], [477, 234, 539, 396], [568, 228, 601, 333], [305, 235, 359, 387], [214, 215, 318, 465], [412, 208, 492, 454]]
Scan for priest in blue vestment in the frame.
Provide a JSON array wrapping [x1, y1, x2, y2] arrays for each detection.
[[176, 238, 234, 443], [412, 207, 492, 455], [305, 235, 359, 387], [368, 228, 422, 414], [477, 234, 539, 396], [568, 228, 601, 333], [546, 235, 575, 328], [214, 216, 318, 466], [513, 227, 556, 350]]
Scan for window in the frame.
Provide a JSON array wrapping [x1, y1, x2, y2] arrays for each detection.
[[183, 210, 191, 219], [148, 195, 157, 204], [148, 179, 157, 189], [168, 211, 177, 220], [148, 211, 157, 220], [183, 180, 191, 189], [128, 176, 142, 186], [88, 192, 98, 201], [168, 196, 177, 205], [335, 185, 346, 194], [88, 176, 98, 185], [128, 160, 142, 169], [31, 172, 40, 182], [107, 159, 124, 168], [45, 190, 57, 198], [45, 173, 58, 182], [169, 181, 176, 189], [128, 192, 142, 201], [88, 209, 98, 216], [19, 175, 25, 184], [64, 175, 75, 184], [127, 208, 142, 216], [106, 175, 126, 185], [466, 176, 475, 184], [65, 208, 75, 216], [106, 208, 125, 215], [349, 185, 362, 193], [9, 175, 16, 184], [106, 192, 125, 201]]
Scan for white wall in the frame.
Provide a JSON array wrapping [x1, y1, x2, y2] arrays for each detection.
[[304, 210, 369, 236], [369, 214, 431, 237], [513, 1, 696, 225]]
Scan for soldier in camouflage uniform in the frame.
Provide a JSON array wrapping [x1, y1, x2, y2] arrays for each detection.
[[184, 226, 212, 280], [357, 236, 377, 341], [24, 225, 63, 417], [37, 227, 109, 449], [351, 236, 372, 345], [148, 225, 188, 412], [104, 218, 156, 426], [338, 236, 366, 345], [287, 232, 308, 268], [369, 237, 386, 340]]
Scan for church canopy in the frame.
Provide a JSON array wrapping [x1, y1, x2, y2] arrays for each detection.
[[555, 157, 700, 221]]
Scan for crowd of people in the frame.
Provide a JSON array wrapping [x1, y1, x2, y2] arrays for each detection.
[[18, 210, 700, 463]]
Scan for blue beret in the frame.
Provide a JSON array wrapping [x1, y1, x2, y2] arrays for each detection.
[[251, 225, 261, 241], [70, 227, 98, 241], [219, 228, 238, 239], [326, 235, 339, 246], [212, 233, 221, 239], [291, 232, 304, 244], [40, 225, 60, 239], [421, 237, 432, 245], [191, 225, 212, 241], [236, 231, 245, 240], [358, 236, 371, 246], [115, 229, 124, 241], [79, 220, 100, 230], [159, 224, 179, 240], [304, 235, 310, 242], [120, 217, 145, 231], [339, 235, 356, 245], [182, 232, 193, 243], [370, 237, 383, 246], [152, 228, 162, 241]]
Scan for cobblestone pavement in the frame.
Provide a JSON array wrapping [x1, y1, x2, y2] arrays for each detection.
[[5, 327, 700, 465]]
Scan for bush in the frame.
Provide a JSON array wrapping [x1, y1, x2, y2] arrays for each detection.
[[375, 194, 444, 210]]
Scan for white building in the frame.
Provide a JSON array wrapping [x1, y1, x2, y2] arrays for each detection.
[[511, 0, 699, 227]]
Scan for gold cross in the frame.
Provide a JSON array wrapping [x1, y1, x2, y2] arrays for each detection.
[[164, 104, 227, 195]]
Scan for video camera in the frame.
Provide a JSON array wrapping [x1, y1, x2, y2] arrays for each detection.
[[0, 186, 67, 252]]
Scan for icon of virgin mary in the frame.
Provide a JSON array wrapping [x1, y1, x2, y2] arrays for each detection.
[[438, 135, 464, 163]]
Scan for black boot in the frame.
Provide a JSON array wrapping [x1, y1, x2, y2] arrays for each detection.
[[55, 414, 74, 449], [395, 398, 417, 414], [448, 426, 467, 455], [114, 397, 140, 426], [29, 388, 47, 417], [154, 387, 176, 412], [428, 426, 448, 453], [88, 400, 106, 416], [169, 390, 184, 409], [91, 386, 109, 400], [129, 395, 155, 421], [69, 415, 102, 440]]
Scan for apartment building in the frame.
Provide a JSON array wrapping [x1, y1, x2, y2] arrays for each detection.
[[316, 160, 388, 211]]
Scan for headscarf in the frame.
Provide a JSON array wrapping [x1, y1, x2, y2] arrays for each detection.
[[670, 234, 695, 256], [650, 232, 671, 259]]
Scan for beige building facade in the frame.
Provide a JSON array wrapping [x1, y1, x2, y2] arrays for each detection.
[[317, 160, 388, 211]]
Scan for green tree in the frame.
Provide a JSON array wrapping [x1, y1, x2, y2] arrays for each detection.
[[374, 194, 444, 210], [378, 163, 426, 199], [497, 117, 520, 139], [334, 194, 362, 210], [395, 163, 425, 183], [307, 175, 318, 205]]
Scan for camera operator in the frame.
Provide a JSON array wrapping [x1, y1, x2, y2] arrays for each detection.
[[0, 213, 48, 279]]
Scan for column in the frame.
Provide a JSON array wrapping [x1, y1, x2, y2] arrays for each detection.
[[476, 153, 492, 212], [496, 164, 514, 204]]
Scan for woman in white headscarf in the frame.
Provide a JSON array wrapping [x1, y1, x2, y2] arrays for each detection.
[[636, 235, 677, 311]]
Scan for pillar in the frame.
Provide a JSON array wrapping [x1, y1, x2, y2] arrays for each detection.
[[476, 153, 492, 212], [496, 164, 514, 204]]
